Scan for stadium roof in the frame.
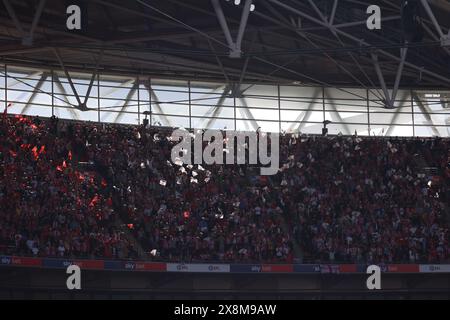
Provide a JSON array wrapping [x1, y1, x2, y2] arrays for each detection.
[[0, 0, 449, 90]]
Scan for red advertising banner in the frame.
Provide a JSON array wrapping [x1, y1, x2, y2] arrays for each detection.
[[339, 264, 357, 273], [261, 264, 294, 273], [12, 256, 41, 266], [73, 259, 104, 269], [3, 256, 446, 275], [387, 264, 420, 273], [136, 262, 166, 271]]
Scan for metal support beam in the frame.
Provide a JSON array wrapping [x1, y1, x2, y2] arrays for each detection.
[[261, 1, 385, 102], [208, 40, 230, 83], [238, 97, 259, 131], [332, 16, 401, 29], [98, 78, 134, 121], [113, 80, 139, 123], [306, 0, 385, 100], [54, 48, 107, 110], [420, 0, 445, 38], [2, 0, 47, 45], [67, 47, 284, 83], [9, 73, 42, 108], [305, 0, 384, 100], [420, 0, 450, 48], [198, 86, 226, 118], [102, 79, 135, 97], [391, 48, 408, 107], [422, 22, 450, 55], [204, 85, 232, 129], [235, 0, 253, 56], [83, 50, 104, 106], [307, 0, 329, 28], [288, 88, 321, 132], [24, 0, 47, 46], [329, 0, 338, 25], [236, 32, 257, 95], [143, 82, 171, 127], [372, 47, 408, 108], [371, 54, 391, 108], [133, 0, 228, 48], [267, 0, 450, 85], [323, 88, 352, 135], [53, 48, 83, 108], [211, 0, 252, 58], [385, 90, 410, 136], [211, 0, 234, 49], [21, 72, 48, 114], [2, 0, 25, 35], [0, 47, 50, 57], [53, 75, 80, 120], [6, 71, 41, 88]]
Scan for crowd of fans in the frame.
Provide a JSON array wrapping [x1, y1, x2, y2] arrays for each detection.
[[84, 123, 293, 263], [0, 115, 138, 260], [0, 114, 448, 264], [278, 134, 449, 263]]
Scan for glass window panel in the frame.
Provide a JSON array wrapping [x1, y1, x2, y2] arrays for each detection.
[[241, 84, 278, 97], [369, 107, 412, 125], [325, 111, 368, 135], [281, 120, 324, 134], [280, 85, 320, 99], [163, 115, 190, 128], [1, 64, 448, 138], [327, 123, 371, 136], [156, 103, 189, 116], [324, 88, 368, 112], [191, 104, 234, 119], [236, 108, 279, 121], [192, 117, 235, 130], [190, 80, 225, 94], [236, 96, 278, 110], [280, 109, 305, 123], [236, 120, 279, 132], [98, 108, 138, 124], [7, 101, 52, 118]]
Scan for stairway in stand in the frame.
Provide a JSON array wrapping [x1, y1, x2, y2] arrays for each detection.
[[72, 150, 150, 261]]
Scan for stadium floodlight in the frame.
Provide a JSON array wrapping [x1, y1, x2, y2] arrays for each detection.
[[226, 0, 255, 10]]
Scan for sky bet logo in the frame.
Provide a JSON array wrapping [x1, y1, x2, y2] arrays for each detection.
[[125, 262, 136, 270], [251, 265, 261, 272], [62, 260, 73, 268], [0, 256, 11, 265], [429, 265, 441, 272], [208, 265, 220, 272], [176, 264, 189, 271]]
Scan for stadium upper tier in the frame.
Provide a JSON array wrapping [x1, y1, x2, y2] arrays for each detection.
[[0, 115, 448, 264]]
